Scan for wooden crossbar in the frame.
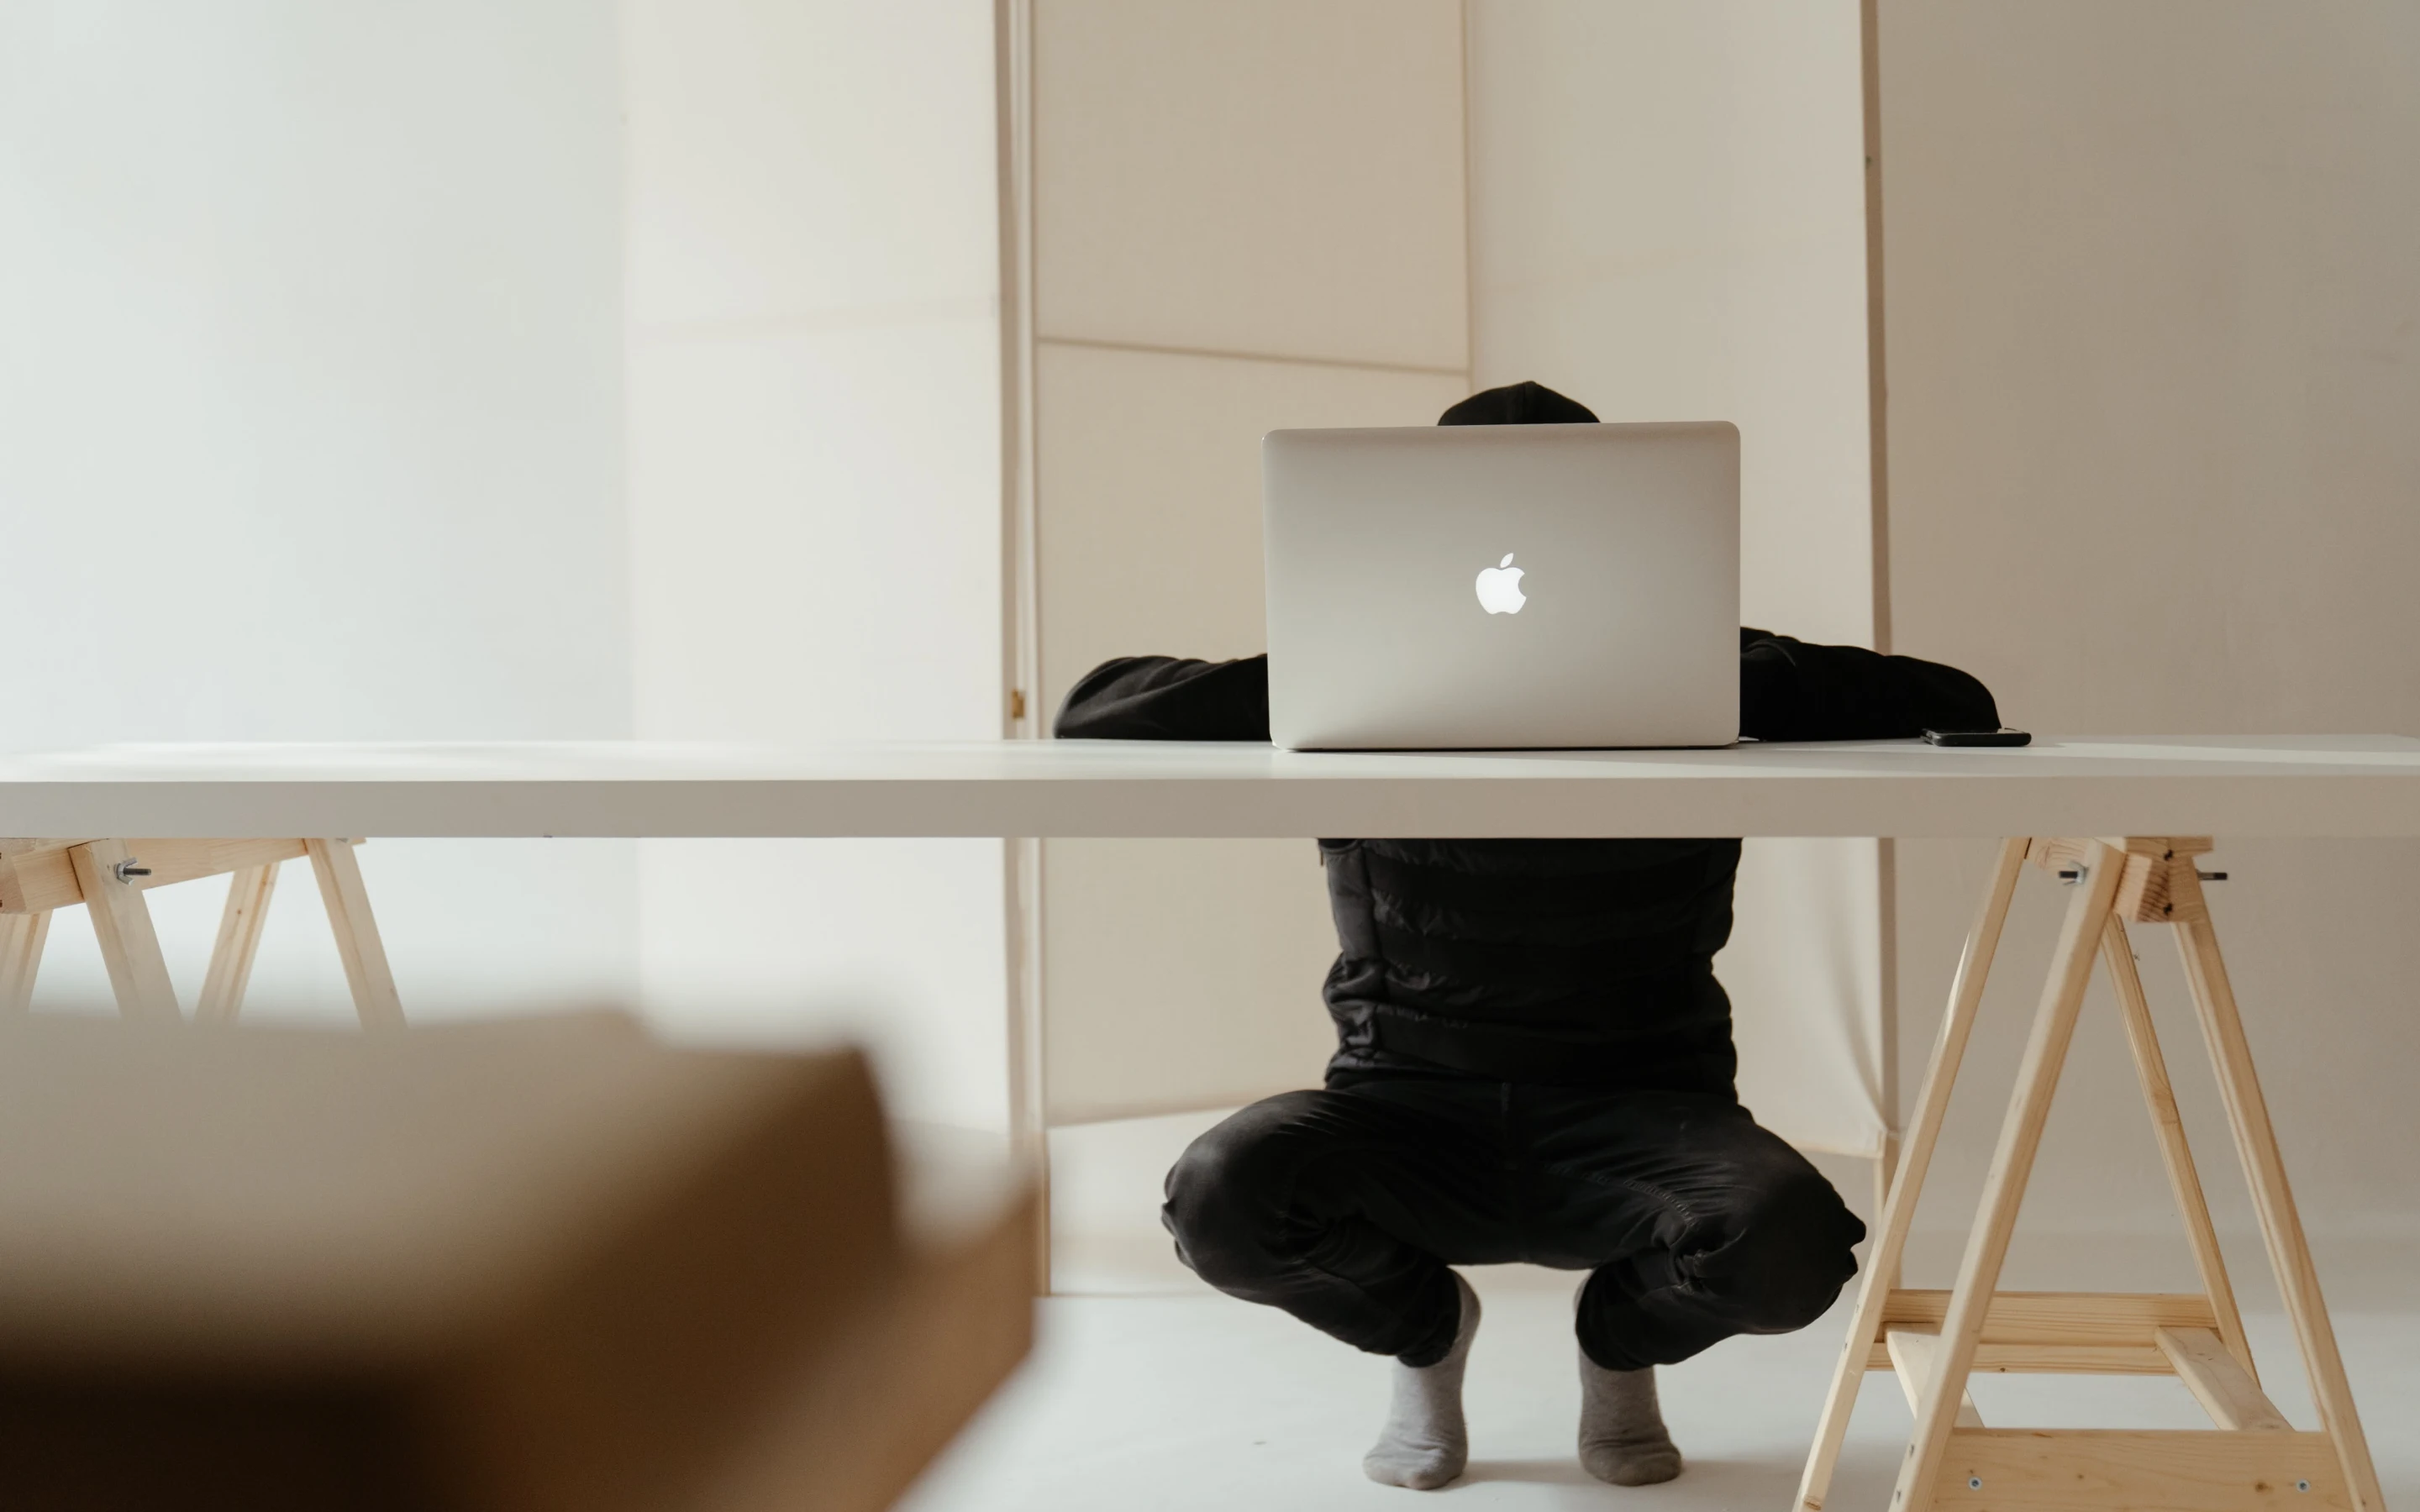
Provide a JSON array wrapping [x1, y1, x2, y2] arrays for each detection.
[[1932, 1430, 2349, 1511], [1882, 1289, 2220, 1343], [2159, 1327, 2293, 1432], [0, 837, 309, 913], [1864, 1291, 2219, 1373], [1886, 1329, 1985, 1427]]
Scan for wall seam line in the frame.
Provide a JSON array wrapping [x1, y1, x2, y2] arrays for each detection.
[[1459, 0, 1477, 392], [1034, 333, 1467, 380]]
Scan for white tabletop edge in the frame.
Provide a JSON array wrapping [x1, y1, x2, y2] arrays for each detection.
[[3, 735, 2417, 839]]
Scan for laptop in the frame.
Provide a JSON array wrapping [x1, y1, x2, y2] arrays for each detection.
[[1262, 420, 1739, 751]]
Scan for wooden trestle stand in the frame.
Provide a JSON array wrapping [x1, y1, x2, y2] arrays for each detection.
[[0, 837, 402, 1028], [1797, 837, 2382, 1512]]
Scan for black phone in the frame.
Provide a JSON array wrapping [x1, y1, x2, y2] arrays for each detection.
[[1923, 728, 2031, 748]]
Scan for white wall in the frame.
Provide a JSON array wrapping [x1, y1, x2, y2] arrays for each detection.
[[1878, 2, 2420, 1268], [1467, 0, 1888, 1158], [1, 3, 1012, 1142], [0, 0, 640, 1022], [1025, 0, 1470, 1126], [621, 0, 1009, 1132]]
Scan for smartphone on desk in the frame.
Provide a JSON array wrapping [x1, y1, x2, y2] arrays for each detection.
[[1923, 728, 2031, 748]]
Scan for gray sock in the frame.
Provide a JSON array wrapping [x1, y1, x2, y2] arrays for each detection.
[[1362, 1272, 1481, 1490], [1576, 1350, 1683, 1486]]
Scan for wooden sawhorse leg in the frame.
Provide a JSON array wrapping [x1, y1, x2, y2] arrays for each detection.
[[0, 838, 402, 1031], [1797, 837, 2383, 1512], [0, 911, 50, 1016], [2175, 897, 2380, 1504], [1798, 838, 2026, 1508], [304, 839, 404, 1031], [198, 841, 401, 1030], [68, 839, 182, 1023], [196, 862, 281, 1026]]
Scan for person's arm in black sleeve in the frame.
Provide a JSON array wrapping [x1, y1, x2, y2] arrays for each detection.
[[1738, 627, 1999, 742], [1052, 654, 1271, 741]]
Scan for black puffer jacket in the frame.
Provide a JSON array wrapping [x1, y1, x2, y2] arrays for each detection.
[[1054, 631, 1997, 1095]]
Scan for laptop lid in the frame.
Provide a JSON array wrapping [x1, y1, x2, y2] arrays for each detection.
[[1262, 421, 1739, 751]]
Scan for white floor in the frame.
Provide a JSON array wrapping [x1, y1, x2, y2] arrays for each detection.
[[900, 1113, 2420, 1511], [902, 1271, 2420, 1512]]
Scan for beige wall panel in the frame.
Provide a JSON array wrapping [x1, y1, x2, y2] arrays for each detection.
[[1467, 0, 1874, 647], [1033, 0, 1468, 370], [1043, 839, 1339, 1125], [1466, 3, 1884, 1157], [1880, 3, 2420, 1241], [1722, 837, 1887, 1158], [623, 0, 999, 331], [1034, 341, 1469, 715], [623, 0, 1007, 1131], [1036, 344, 1467, 1122]]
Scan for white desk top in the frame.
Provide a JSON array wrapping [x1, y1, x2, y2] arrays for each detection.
[[2, 735, 2417, 839]]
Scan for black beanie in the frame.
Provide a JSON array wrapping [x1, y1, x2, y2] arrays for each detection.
[[1437, 380, 1598, 427]]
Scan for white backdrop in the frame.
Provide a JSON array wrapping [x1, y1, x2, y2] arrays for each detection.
[[0, 0, 640, 1022], [1, 0, 1013, 1134], [3, 0, 1895, 1162], [1880, 0, 2420, 1251], [621, 0, 1008, 1133], [1470, 1, 1889, 1158]]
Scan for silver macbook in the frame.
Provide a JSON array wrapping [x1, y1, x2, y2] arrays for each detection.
[[1262, 421, 1739, 751]]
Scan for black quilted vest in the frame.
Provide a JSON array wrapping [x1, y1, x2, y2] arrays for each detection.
[[1317, 837, 1744, 1094]]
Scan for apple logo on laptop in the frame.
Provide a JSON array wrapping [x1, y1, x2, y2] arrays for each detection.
[[1475, 553, 1527, 615]]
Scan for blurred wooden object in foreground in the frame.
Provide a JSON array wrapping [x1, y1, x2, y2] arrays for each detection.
[[0, 1014, 1036, 1512]]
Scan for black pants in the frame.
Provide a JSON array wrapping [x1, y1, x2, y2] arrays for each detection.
[[1162, 1079, 1864, 1371]]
